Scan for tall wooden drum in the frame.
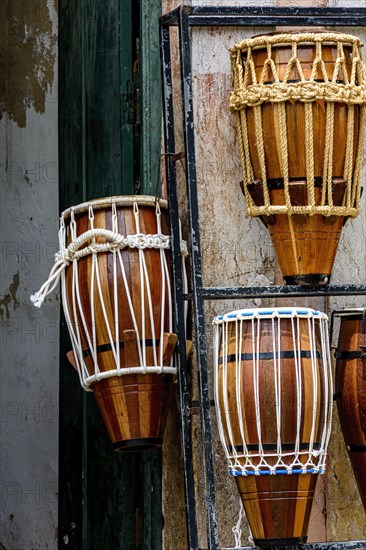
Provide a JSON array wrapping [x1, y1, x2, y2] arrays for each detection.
[[213, 307, 333, 547], [32, 196, 187, 452], [334, 309, 366, 511], [230, 32, 366, 285]]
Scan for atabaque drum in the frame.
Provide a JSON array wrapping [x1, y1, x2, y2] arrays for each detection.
[[230, 32, 366, 285], [334, 308, 366, 511], [31, 196, 187, 452], [213, 307, 333, 547]]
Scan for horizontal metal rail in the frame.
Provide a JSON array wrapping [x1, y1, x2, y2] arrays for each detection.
[[199, 284, 366, 300], [225, 542, 366, 550], [161, 6, 366, 27]]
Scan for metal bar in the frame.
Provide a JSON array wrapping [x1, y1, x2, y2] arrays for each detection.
[[200, 284, 366, 300], [191, 6, 366, 16], [162, 6, 366, 27], [161, 6, 181, 26], [160, 20, 199, 550], [178, 6, 219, 550], [226, 543, 366, 550], [188, 16, 366, 26]]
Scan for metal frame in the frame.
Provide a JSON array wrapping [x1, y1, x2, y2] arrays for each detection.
[[160, 6, 366, 550]]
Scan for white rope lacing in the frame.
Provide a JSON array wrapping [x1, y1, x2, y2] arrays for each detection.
[[31, 198, 188, 390], [232, 497, 254, 548], [213, 307, 332, 477], [30, 227, 188, 308]]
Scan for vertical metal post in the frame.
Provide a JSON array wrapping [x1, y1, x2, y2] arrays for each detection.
[[178, 6, 219, 550], [160, 21, 199, 550]]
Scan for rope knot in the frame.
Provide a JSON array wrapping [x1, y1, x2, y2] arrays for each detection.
[[31, 228, 188, 308]]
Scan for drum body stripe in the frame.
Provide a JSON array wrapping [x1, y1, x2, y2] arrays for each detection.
[[219, 350, 322, 364]]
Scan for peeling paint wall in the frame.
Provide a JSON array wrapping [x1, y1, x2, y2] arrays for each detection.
[[0, 2, 59, 549], [0, 0, 57, 128], [162, 0, 366, 548]]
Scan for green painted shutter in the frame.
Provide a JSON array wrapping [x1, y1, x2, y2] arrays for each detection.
[[59, 1, 163, 548], [140, 0, 162, 196]]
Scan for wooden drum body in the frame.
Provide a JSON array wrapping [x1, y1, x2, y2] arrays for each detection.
[[231, 32, 366, 285], [214, 308, 333, 547], [334, 309, 366, 511], [58, 196, 180, 452]]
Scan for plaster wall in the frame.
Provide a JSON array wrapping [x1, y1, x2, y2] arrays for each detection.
[[0, 2, 59, 549], [162, 0, 366, 548]]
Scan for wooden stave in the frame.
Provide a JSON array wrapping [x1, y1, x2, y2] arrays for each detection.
[[247, 179, 346, 284], [267, 183, 345, 284], [335, 315, 366, 511], [244, 42, 360, 181], [235, 473, 317, 546], [218, 317, 327, 544], [64, 202, 174, 451]]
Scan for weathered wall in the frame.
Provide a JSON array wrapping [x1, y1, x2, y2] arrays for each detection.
[[0, 2, 59, 549], [162, 0, 366, 548]]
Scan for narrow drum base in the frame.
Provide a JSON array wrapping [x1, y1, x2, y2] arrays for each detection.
[[113, 437, 163, 452], [236, 473, 317, 543], [284, 273, 331, 286], [254, 537, 307, 548]]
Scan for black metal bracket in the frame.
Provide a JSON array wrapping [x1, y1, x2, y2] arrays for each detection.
[[160, 6, 366, 550], [227, 542, 366, 550]]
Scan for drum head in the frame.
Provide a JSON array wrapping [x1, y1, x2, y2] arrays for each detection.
[[61, 195, 168, 219], [214, 307, 327, 324]]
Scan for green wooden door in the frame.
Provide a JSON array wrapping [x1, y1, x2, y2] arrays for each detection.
[[58, 1, 163, 548]]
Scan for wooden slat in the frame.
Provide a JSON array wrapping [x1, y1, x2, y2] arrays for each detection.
[[140, 0, 162, 196], [84, 0, 123, 199], [59, 1, 84, 547], [142, 448, 163, 549]]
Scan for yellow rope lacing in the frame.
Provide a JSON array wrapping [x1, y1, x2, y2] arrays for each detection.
[[230, 32, 366, 218]]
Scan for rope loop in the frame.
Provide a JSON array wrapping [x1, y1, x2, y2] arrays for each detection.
[[31, 227, 188, 308]]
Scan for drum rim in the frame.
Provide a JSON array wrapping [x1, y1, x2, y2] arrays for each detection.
[[334, 308, 366, 318], [213, 306, 328, 323], [61, 195, 168, 218], [231, 31, 363, 54]]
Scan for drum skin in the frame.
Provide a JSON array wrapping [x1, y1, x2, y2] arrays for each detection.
[[218, 318, 326, 546], [65, 202, 173, 452], [242, 39, 359, 285], [335, 314, 366, 511]]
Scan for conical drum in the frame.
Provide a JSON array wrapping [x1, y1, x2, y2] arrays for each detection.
[[31, 196, 188, 452], [334, 309, 366, 511], [213, 307, 333, 547], [230, 32, 366, 285]]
